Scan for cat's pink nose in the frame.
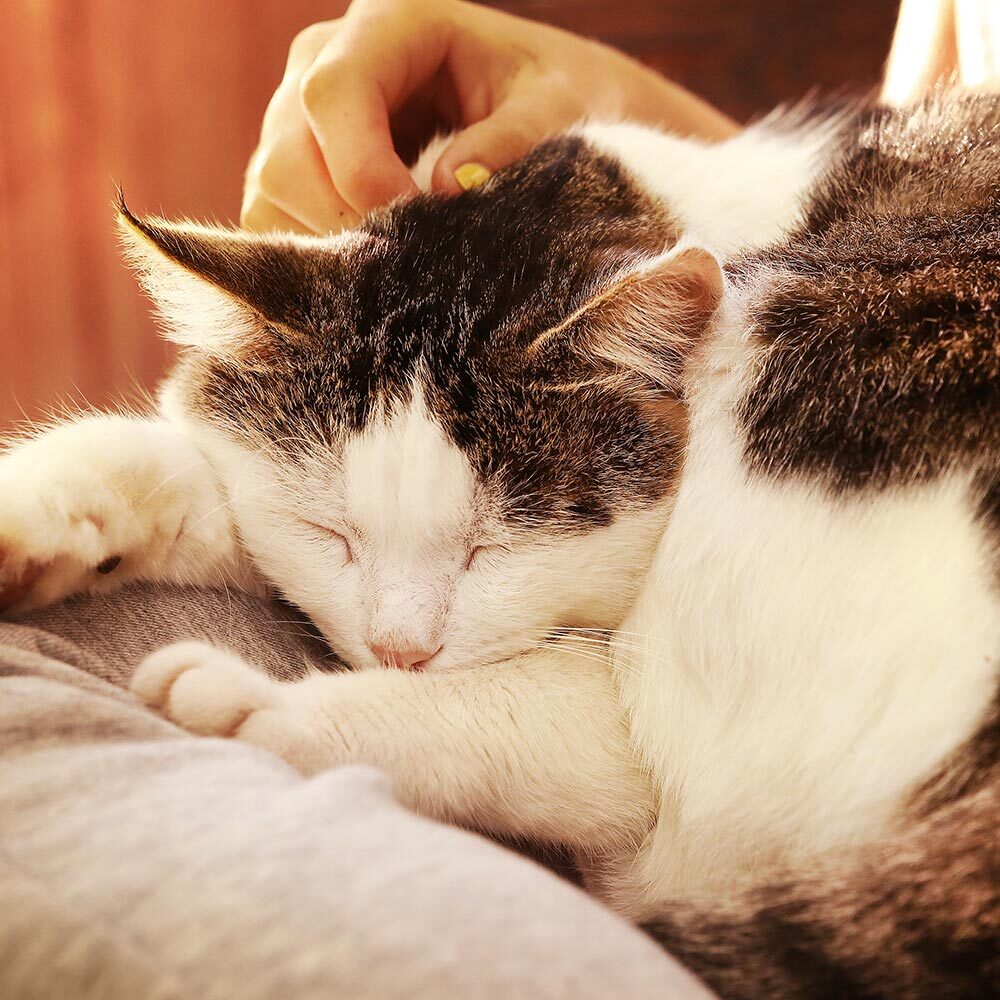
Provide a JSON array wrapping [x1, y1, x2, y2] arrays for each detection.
[[368, 642, 441, 671]]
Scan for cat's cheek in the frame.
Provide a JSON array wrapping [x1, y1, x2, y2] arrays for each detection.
[[432, 591, 486, 669], [429, 599, 536, 671], [269, 555, 370, 669], [308, 598, 377, 672]]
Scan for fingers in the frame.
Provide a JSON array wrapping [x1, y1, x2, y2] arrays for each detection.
[[300, 65, 420, 216], [243, 117, 361, 234], [245, 0, 741, 233], [881, 0, 958, 105], [297, 1, 457, 216], [240, 196, 313, 236], [431, 87, 578, 193], [242, 18, 363, 235], [246, 0, 529, 223]]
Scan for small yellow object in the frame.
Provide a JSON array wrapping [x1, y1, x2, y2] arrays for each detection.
[[454, 162, 491, 190]]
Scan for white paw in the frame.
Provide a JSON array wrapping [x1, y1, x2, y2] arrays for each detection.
[[0, 468, 133, 612], [0, 421, 194, 613], [130, 641, 282, 737], [131, 641, 341, 772]]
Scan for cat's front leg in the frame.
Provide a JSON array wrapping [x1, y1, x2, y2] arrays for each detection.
[[131, 640, 656, 854], [0, 414, 250, 612]]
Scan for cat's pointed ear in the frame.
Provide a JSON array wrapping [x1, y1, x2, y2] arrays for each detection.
[[533, 243, 724, 394], [116, 196, 322, 357]]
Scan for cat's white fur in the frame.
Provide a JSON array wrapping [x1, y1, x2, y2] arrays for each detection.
[[580, 117, 839, 256], [614, 302, 1000, 903], [4, 118, 997, 920]]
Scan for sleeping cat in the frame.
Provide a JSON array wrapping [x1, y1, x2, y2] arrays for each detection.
[[2, 93, 998, 996]]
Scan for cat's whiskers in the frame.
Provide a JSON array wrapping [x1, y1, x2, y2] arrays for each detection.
[[217, 571, 236, 631], [532, 639, 670, 691], [528, 627, 712, 698], [533, 638, 612, 671], [559, 625, 664, 641], [545, 640, 650, 681], [141, 456, 230, 504], [177, 479, 283, 539]]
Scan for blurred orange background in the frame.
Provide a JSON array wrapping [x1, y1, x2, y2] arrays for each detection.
[[0, 1, 897, 431]]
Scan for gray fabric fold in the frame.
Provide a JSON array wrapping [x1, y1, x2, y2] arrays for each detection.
[[0, 586, 713, 999]]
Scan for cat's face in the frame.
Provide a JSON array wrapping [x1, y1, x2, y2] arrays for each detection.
[[191, 384, 673, 671], [122, 138, 722, 671]]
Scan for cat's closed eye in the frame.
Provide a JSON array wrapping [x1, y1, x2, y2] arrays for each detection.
[[465, 545, 509, 571], [299, 518, 354, 564]]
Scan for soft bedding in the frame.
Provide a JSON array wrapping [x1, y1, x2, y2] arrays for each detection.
[[0, 584, 711, 999]]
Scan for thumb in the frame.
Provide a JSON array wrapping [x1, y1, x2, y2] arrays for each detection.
[[431, 97, 566, 193]]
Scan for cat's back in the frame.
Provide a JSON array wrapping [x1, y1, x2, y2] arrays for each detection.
[[740, 92, 1000, 495], [619, 93, 1000, 902]]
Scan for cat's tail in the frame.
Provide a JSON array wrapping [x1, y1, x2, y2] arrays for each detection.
[[642, 785, 999, 999]]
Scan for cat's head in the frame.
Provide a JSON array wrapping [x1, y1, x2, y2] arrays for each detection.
[[120, 137, 722, 671]]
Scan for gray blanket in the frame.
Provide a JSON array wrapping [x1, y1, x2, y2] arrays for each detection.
[[0, 585, 712, 999]]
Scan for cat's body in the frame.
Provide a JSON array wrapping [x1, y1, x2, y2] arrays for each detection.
[[603, 102, 1000, 899], [2, 95, 997, 996], [629, 99, 1000, 994]]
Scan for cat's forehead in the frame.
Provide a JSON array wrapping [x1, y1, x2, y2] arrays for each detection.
[[341, 386, 477, 550], [182, 137, 684, 528], [351, 135, 673, 295]]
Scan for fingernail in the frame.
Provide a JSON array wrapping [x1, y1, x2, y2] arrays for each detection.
[[454, 162, 491, 190]]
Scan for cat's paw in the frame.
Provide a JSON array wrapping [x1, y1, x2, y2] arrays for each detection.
[[130, 641, 282, 737], [0, 423, 192, 614], [130, 641, 334, 770], [0, 461, 137, 613]]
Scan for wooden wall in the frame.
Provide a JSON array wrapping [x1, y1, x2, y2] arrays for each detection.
[[0, 1, 898, 430]]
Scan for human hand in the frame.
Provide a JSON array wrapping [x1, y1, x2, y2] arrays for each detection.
[[241, 0, 738, 235]]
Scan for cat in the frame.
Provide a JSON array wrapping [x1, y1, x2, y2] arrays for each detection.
[[2, 92, 998, 997]]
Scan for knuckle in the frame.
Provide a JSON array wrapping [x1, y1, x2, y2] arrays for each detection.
[[250, 136, 306, 199], [495, 119, 542, 154], [260, 82, 304, 139], [338, 158, 369, 188], [337, 158, 382, 201], [243, 143, 267, 185], [546, 79, 586, 120], [240, 197, 269, 229], [255, 156, 285, 197], [299, 63, 339, 111], [288, 20, 335, 63], [527, 86, 578, 125]]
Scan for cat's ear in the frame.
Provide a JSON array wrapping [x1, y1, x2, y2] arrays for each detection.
[[531, 243, 724, 394], [116, 197, 323, 357]]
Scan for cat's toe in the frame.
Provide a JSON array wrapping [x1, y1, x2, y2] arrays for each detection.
[[131, 640, 206, 708], [0, 545, 44, 612], [0, 485, 125, 614], [131, 641, 280, 737]]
